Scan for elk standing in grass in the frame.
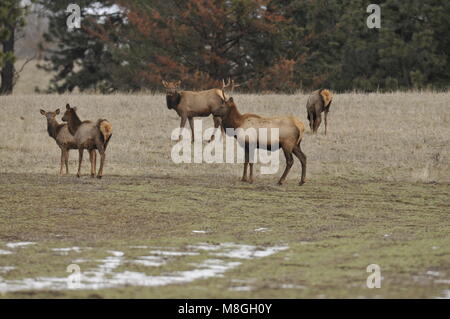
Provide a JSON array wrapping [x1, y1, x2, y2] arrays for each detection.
[[213, 97, 307, 185], [162, 80, 238, 142], [306, 89, 333, 135], [40, 108, 78, 175], [62, 104, 112, 179]]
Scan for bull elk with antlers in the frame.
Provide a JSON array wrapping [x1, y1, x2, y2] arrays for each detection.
[[162, 79, 239, 142]]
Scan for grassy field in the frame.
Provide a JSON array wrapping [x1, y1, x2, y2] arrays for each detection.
[[0, 92, 449, 298]]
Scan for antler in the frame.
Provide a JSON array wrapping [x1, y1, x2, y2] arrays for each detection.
[[222, 78, 231, 89], [230, 80, 241, 93]]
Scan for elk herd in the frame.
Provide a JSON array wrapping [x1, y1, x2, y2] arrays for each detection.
[[40, 80, 332, 185]]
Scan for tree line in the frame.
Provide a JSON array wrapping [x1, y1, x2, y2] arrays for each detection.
[[1, 0, 449, 94]]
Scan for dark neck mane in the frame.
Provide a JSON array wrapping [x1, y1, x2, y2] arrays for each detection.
[[47, 119, 62, 139], [68, 111, 82, 135], [223, 105, 242, 129], [166, 92, 181, 109]]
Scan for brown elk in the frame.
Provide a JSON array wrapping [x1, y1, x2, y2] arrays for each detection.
[[61, 104, 112, 179], [306, 89, 333, 135], [162, 80, 238, 142], [213, 96, 307, 185], [40, 108, 78, 175]]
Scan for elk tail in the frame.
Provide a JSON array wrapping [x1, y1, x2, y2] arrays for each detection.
[[320, 89, 333, 107], [97, 119, 112, 146]]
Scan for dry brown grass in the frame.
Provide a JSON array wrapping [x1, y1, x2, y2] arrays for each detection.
[[1, 92, 449, 299], [0, 92, 448, 183]]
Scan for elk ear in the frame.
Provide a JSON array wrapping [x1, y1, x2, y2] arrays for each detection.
[[55, 109, 60, 115], [73, 106, 77, 112], [176, 80, 181, 87], [40, 109, 46, 115], [229, 97, 234, 103], [66, 104, 70, 110], [161, 80, 167, 87]]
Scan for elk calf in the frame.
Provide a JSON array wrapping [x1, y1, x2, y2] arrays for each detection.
[[62, 104, 112, 178], [306, 89, 333, 135], [213, 97, 307, 185], [40, 109, 78, 175]]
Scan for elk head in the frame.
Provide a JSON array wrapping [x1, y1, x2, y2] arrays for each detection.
[[162, 80, 182, 109], [213, 96, 235, 118], [61, 103, 77, 122], [40, 108, 60, 121]]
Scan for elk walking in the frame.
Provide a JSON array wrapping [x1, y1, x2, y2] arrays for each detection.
[[213, 97, 307, 185], [40, 108, 78, 175], [62, 104, 112, 179], [162, 79, 238, 142], [306, 89, 333, 135]]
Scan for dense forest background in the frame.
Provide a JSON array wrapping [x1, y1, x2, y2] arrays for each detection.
[[1, 0, 449, 94]]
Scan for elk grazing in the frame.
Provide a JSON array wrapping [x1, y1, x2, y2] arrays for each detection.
[[40, 108, 78, 175], [213, 96, 307, 185], [61, 104, 112, 179], [162, 79, 238, 142], [306, 89, 333, 135]]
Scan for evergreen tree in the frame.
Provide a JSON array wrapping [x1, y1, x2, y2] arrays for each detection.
[[0, 0, 27, 95]]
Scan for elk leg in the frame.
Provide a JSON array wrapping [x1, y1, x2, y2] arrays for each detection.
[[324, 111, 328, 135], [89, 150, 95, 177], [210, 116, 222, 142], [242, 146, 251, 183], [93, 151, 97, 173], [308, 111, 315, 132], [307, 111, 313, 131], [180, 116, 188, 142], [249, 163, 254, 184], [64, 149, 69, 175], [188, 117, 195, 143], [314, 114, 322, 134], [293, 144, 307, 185], [241, 163, 249, 182], [77, 148, 84, 178], [60, 149, 65, 176], [97, 144, 106, 179], [278, 148, 294, 185]]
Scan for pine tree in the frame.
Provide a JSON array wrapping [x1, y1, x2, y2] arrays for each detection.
[[0, 0, 27, 95]]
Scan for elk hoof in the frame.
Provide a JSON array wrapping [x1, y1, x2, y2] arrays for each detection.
[[97, 175, 102, 179], [299, 180, 305, 186], [248, 179, 254, 184], [241, 177, 248, 183], [77, 174, 81, 178], [277, 180, 284, 186], [91, 174, 95, 178]]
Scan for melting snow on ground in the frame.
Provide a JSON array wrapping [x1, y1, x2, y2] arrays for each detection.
[[0, 242, 288, 293]]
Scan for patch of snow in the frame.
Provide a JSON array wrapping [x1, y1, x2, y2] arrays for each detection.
[[0, 243, 289, 292], [214, 243, 288, 259], [133, 256, 166, 267], [254, 228, 268, 232], [150, 250, 199, 256], [6, 242, 35, 249], [426, 271, 441, 277]]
